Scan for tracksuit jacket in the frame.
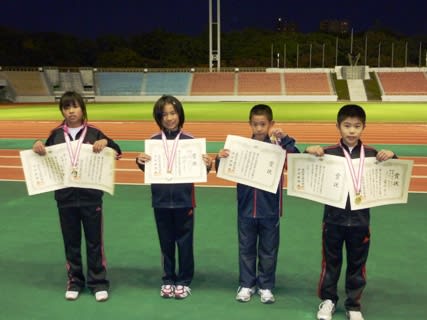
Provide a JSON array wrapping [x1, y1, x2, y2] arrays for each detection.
[[136, 129, 196, 208], [45, 122, 122, 208], [234, 134, 299, 218]]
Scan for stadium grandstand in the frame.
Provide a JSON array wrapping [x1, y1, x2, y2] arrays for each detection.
[[0, 66, 426, 103]]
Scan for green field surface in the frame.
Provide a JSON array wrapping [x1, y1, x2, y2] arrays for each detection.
[[1, 102, 427, 122]]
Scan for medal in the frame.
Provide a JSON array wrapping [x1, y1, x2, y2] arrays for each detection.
[[64, 124, 87, 180], [342, 143, 365, 206], [162, 131, 181, 182]]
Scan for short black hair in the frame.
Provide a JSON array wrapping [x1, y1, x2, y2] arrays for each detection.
[[249, 104, 273, 121], [337, 104, 366, 125], [59, 91, 88, 121], [152, 95, 185, 130]]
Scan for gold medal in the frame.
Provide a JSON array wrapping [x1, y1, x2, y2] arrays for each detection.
[[355, 193, 362, 204], [71, 167, 79, 180]]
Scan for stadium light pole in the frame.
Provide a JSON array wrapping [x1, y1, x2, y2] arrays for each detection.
[[209, 0, 221, 72]]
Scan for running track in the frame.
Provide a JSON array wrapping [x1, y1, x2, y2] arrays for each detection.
[[0, 121, 426, 192]]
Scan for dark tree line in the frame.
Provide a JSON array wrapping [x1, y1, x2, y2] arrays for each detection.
[[1, 26, 426, 68]]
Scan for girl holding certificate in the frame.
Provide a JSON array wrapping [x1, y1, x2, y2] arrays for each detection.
[[136, 95, 212, 299], [32, 91, 122, 302], [305, 104, 396, 320]]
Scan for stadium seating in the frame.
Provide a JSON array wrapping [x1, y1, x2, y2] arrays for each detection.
[[377, 72, 427, 95], [95, 72, 144, 96], [237, 72, 282, 95], [1, 71, 50, 96], [284, 72, 332, 95], [144, 72, 191, 96], [190, 72, 235, 95], [1, 67, 426, 102]]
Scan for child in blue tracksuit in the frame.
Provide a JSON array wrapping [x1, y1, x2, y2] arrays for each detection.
[[216, 104, 299, 304], [136, 95, 212, 300]]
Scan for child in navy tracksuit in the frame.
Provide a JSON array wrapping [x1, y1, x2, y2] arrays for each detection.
[[305, 104, 396, 320], [136, 95, 212, 299], [32, 91, 122, 302], [216, 104, 299, 304]]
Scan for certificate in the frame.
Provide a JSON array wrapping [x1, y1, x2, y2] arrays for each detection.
[[20, 142, 116, 195], [287, 154, 348, 208], [347, 158, 413, 210], [144, 138, 207, 184], [216, 135, 286, 193], [287, 154, 413, 209]]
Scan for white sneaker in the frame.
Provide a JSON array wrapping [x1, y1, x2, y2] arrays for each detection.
[[258, 288, 275, 304], [65, 290, 79, 301], [346, 311, 364, 320], [95, 290, 109, 302], [174, 285, 191, 299], [160, 285, 175, 298], [235, 286, 256, 302], [317, 299, 336, 320]]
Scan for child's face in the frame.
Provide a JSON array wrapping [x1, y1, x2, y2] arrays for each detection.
[[161, 103, 179, 131], [249, 114, 274, 141], [337, 116, 365, 147], [61, 103, 84, 128]]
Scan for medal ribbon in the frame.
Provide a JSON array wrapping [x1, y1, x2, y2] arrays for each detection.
[[162, 131, 181, 173], [64, 124, 88, 171], [341, 143, 365, 195]]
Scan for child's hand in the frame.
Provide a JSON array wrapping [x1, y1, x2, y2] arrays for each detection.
[[32, 140, 46, 155], [305, 145, 324, 156], [93, 139, 108, 153], [270, 128, 286, 141], [376, 149, 395, 162], [217, 149, 230, 158], [203, 154, 213, 168], [136, 152, 151, 165]]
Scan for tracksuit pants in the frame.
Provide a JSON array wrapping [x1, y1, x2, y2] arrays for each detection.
[[154, 207, 194, 286], [318, 222, 370, 311], [58, 205, 109, 293], [238, 216, 280, 290]]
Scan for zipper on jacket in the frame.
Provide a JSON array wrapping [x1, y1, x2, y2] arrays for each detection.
[[252, 189, 257, 218]]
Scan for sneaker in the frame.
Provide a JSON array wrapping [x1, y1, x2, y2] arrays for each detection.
[[258, 288, 275, 304], [65, 290, 79, 301], [317, 299, 336, 320], [235, 286, 256, 302], [174, 285, 191, 299], [160, 285, 175, 298], [95, 290, 109, 302], [346, 311, 364, 320]]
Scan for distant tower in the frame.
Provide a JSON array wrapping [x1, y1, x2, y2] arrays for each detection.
[[209, 0, 221, 71]]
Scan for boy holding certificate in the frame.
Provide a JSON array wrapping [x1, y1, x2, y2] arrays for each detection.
[[305, 104, 396, 320], [32, 91, 122, 302], [216, 104, 299, 304], [136, 95, 212, 299]]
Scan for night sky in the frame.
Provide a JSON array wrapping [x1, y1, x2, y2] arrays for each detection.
[[2, 0, 426, 38]]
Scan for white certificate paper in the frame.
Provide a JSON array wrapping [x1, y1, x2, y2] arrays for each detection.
[[287, 154, 413, 209], [20, 142, 116, 195], [144, 138, 207, 184], [216, 135, 286, 193], [287, 154, 348, 208], [347, 158, 413, 210]]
